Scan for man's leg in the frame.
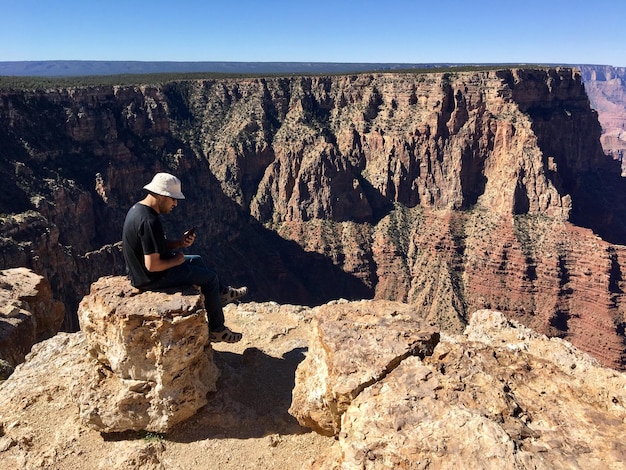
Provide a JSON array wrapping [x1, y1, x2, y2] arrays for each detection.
[[149, 255, 240, 341], [184, 256, 226, 331]]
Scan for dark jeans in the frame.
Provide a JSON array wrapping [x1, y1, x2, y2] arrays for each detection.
[[146, 255, 225, 332]]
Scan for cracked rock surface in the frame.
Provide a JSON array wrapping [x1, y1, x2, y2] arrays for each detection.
[[289, 300, 439, 436], [291, 307, 626, 469]]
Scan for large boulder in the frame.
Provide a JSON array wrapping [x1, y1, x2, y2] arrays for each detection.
[[72, 275, 219, 433], [288, 300, 440, 436], [0, 267, 65, 372], [292, 307, 626, 469]]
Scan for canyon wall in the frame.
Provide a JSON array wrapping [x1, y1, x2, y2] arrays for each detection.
[[580, 65, 626, 172], [1, 67, 625, 368]]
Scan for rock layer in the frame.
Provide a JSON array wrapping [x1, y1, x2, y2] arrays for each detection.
[[1, 68, 625, 368], [580, 65, 626, 172], [73, 276, 219, 433]]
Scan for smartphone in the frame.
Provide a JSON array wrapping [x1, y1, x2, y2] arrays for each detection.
[[185, 227, 196, 237]]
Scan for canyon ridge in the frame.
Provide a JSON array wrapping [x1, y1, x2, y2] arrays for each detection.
[[0, 65, 626, 372]]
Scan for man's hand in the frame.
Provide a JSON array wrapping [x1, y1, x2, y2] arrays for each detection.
[[181, 228, 196, 248]]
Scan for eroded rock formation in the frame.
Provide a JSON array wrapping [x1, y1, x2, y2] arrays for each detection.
[[580, 65, 626, 172], [0, 268, 64, 371], [1, 299, 624, 469], [289, 300, 439, 436], [73, 276, 219, 433], [1, 68, 626, 369], [291, 306, 626, 469]]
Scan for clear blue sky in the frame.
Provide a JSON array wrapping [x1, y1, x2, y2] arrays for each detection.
[[1, 0, 624, 67]]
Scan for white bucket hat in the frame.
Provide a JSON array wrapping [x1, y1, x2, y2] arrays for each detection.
[[143, 172, 185, 200]]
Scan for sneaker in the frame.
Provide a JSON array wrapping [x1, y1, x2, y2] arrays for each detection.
[[220, 285, 248, 305], [209, 327, 242, 343]]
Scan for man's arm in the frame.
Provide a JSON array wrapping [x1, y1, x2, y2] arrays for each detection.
[[164, 230, 196, 250], [144, 252, 185, 272]]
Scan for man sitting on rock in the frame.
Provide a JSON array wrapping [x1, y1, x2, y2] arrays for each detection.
[[122, 172, 246, 343]]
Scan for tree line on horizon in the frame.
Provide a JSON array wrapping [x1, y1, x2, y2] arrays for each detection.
[[0, 65, 550, 91]]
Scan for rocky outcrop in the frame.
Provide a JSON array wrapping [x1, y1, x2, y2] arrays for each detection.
[[0, 268, 64, 370], [72, 276, 219, 433], [289, 300, 439, 436], [1, 68, 626, 369], [0, 300, 326, 470], [1, 299, 624, 469], [291, 307, 626, 469]]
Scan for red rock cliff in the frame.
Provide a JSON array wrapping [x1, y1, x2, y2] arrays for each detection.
[[0, 68, 625, 368]]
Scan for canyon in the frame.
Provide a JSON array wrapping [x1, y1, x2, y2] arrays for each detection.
[[580, 65, 626, 171], [0, 65, 625, 372]]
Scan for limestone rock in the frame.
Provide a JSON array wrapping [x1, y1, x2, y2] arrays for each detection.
[[1, 299, 626, 469], [73, 275, 219, 433], [0, 332, 95, 469], [289, 300, 439, 436], [295, 308, 626, 469], [0, 267, 65, 368]]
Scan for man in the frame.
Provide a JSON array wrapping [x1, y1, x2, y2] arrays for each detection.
[[122, 172, 246, 343]]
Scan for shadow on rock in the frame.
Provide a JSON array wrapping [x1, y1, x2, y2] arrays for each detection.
[[166, 346, 310, 442]]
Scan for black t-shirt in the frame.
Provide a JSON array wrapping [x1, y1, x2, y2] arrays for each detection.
[[122, 203, 173, 287]]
